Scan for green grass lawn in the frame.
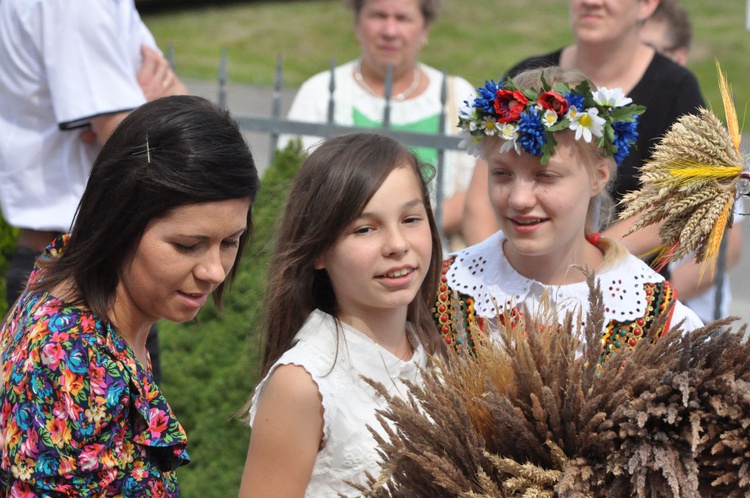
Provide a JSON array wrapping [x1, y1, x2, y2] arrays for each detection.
[[143, 0, 750, 120]]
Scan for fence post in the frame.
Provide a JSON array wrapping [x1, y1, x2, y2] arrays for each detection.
[[713, 234, 728, 321], [382, 64, 393, 129], [327, 59, 336, 126], [218, 48, 228, 110], [166, 43, 175, 68], [269, 54, 283, 164], [435, 69, 448, 244]]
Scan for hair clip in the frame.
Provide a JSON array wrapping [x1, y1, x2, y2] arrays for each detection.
[[129, 135, 158, 163]]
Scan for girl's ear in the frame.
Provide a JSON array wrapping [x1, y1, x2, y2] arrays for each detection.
[[314, 256, 326, 270], [591, 159, 611, 196]]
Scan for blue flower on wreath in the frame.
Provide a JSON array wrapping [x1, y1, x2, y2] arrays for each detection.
[[473, 80, 503, 114], [517, 107, 546, 157], [612, 118, 640, 166], [458, 78, 646, 165], [565, 92, 586, 112]]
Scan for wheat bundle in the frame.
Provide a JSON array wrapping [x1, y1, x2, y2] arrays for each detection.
[[618, 62, 747, 274], [357, 275, 750, 497]]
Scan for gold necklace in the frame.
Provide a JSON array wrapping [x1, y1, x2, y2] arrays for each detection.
[[376, 337, 416, 398], [354, 62, 421, 102]]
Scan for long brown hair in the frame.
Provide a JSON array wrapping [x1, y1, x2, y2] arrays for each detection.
[[260, 133, 443, 376]]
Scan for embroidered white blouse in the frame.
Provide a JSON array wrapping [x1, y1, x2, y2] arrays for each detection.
[[444, 231, 703, 332]]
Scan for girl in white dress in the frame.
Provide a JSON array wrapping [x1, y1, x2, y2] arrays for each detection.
[[239, 133, 443, 497], [436, 66, 702, 359]]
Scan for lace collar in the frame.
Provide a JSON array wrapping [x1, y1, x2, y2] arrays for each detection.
[[446, 231, 665, 324]]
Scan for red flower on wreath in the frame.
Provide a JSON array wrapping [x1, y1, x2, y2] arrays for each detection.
[[538, 91, 569, 116], [494, 89, 528, 123]]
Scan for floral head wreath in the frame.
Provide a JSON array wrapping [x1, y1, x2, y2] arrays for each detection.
[[458, 75, 646, 166]]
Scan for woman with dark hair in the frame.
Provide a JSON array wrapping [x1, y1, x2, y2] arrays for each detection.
[[239, 133, 443, 497], [0, 95, 260, 496]]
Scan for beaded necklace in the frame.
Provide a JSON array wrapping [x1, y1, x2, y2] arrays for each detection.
[[354, 62, 421, 102]]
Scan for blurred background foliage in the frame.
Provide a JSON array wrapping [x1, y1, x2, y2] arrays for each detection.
[[142, 0, 750, 115]]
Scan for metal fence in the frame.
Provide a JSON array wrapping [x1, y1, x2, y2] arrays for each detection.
[[203, 51, 466, 238]]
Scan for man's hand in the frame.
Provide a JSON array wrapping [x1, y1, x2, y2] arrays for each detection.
[[137, 45, 187, 100]]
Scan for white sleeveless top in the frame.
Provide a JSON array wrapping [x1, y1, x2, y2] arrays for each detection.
[[249, 310, 427, 497]]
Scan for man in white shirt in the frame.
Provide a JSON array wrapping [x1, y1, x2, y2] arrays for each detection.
[[0, 0, 186, 379]]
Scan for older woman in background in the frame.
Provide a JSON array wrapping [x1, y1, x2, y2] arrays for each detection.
[[283, 0, 478, 243]]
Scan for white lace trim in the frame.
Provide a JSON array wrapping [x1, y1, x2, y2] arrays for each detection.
[[446, 231, 665, 324]]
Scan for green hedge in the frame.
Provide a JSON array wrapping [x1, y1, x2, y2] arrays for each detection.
[[157, 140, 305, 496], [0, 217, 18, 318]]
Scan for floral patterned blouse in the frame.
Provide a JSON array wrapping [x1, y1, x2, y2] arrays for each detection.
[[0, 236, 189, 496]]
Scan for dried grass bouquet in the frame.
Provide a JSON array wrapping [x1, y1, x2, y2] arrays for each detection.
[[357, 275, 750, 497]]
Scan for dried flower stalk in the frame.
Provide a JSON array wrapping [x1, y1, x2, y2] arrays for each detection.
[[358, 273, 750, 497]]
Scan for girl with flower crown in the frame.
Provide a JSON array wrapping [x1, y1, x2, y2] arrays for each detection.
[[435, 67, 702, 358], [463, 0, 705, 267]]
